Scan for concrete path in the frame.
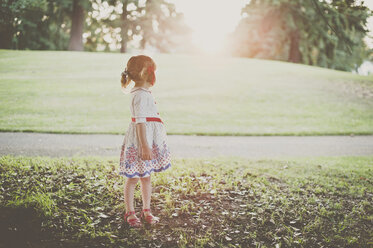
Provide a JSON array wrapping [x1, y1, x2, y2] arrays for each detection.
[[0, 132, 372, 158]]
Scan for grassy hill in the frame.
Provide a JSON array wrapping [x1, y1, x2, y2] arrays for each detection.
[[0, 49, 372, 135]]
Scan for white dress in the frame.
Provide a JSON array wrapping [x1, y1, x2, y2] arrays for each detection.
[[119, 86, 171, 178]]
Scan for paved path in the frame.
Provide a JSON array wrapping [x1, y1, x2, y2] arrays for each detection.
[[1, 132, 372, 158]]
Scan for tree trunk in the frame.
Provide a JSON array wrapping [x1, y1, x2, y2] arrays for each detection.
[[120, 0, 129, 53], [289, 30, 301, 63], [140, 37, 146, 50], [68, 0, 84, 51]]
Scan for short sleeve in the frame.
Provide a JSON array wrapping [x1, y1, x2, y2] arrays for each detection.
[[132, 93, 149, 123]]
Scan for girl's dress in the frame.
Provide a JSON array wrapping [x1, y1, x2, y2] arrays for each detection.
[[119, 86, 171, 178]]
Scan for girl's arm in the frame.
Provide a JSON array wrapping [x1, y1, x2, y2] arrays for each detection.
[[136, 123, 153, 160]]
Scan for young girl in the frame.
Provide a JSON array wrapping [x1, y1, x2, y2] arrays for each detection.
[[119, 55, 171, 227]]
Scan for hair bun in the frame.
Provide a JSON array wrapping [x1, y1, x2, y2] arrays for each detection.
[[121, 68, 129, 80]]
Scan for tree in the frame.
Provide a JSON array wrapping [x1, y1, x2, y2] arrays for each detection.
[[1, 0, 190, 53], [84, 0, 190, 53], [0, 0, 73, 50], [46, 0, 75, 50], [0, 0, 49, 49], [134, 0, 191, 52], [120, 0, 129, 53], [68, 0, 91, 51], [68, 0, 84, 50], [229, 0, 372, 71], [83, 0, 129, 52]]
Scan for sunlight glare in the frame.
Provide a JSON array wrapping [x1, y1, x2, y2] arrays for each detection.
[[170, 0, 247, 54]]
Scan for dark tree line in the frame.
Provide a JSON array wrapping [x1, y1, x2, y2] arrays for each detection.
[[0, 0, 192, 53], [0, 0, 371, 71]]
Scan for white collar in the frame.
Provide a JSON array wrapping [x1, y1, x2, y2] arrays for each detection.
[[130, 86, 151, 93]]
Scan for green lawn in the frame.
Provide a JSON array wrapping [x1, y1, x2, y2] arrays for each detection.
[[0, 155, 372, 247], [0, 49, 372, 135]]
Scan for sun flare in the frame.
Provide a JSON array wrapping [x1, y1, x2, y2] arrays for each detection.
[[170, 0, 247, 54]]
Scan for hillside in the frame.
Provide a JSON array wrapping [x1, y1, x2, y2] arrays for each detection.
[[0, 49, 372, 135]]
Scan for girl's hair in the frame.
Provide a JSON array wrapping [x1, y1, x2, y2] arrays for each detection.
[[121, 55, 157, 89]]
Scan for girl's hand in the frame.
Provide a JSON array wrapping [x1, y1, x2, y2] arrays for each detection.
[[136, 123, 153, 160], [139, 145, 153, 160]]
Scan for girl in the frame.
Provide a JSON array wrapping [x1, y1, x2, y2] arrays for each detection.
[[119, 55, 171, 228]]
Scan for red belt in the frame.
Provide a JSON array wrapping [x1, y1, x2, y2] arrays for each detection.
[[131, 117, 163, 124]]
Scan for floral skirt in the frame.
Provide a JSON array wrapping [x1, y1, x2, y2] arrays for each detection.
[[119, 122, 171, 178]]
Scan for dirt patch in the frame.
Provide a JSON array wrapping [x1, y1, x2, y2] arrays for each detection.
[[332, 80, 373, 100]]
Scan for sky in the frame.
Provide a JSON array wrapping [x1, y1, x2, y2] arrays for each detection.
[[169, 0, 373, 52], [169, 0, 248, 53]]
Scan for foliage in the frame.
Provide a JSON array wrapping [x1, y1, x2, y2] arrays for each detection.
[[230, 0, 372, 71], [0, 0, 73, 50], [133, 0, 192, 52], [83, 0, 192, 52], [0, 0, 48, 49], [0, 155, 372, 247], [0, 0, 191, 52]]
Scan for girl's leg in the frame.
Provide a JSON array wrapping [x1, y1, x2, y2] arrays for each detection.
[[139, 175, 152, 210], [124, 177, 139, 219], [140, 176, 159, 223], [140, 175, 159, 222]]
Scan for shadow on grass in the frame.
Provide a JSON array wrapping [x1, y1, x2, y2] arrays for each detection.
[[0, 207, 51, 247]]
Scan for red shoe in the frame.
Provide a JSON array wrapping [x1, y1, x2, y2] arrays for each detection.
[[140, 208, 160, 224], [124, 211, 142, 228]]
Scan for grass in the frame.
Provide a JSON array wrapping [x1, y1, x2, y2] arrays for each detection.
[[0, 155, 372, 247], [0, 49, 373, 136]]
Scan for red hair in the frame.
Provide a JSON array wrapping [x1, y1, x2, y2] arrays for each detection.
[[121, 55, 156, 89]]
